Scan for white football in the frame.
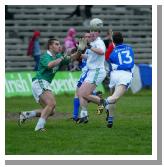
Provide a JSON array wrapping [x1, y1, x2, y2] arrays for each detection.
[[90, 18, 103, 31]]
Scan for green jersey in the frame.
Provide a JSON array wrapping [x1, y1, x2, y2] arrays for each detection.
[[32, 51, 68, 83]]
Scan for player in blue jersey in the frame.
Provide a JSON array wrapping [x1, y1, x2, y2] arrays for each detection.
[[72, 32, 89, 121], [105, 32, 134, 128]]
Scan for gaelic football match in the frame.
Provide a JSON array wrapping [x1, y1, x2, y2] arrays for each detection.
[[5, 5, 152, 155]]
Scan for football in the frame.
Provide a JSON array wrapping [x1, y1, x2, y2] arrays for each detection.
[[90, 18, 103, 31]]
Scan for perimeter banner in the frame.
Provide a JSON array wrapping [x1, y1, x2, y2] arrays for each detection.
[[5, 71, 105, 97]]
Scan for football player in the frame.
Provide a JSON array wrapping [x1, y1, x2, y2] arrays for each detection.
[[77, 18, 107, 123], [105, 32, 134, 128]]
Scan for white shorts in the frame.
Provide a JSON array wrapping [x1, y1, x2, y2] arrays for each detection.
[[32, 79, 52, 103], [109, 70, 133, 89], [84, 68, 106, 86]]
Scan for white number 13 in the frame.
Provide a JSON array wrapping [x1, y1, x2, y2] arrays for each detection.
[[118, 50, 132, 65]]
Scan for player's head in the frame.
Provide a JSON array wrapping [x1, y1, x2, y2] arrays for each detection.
[[47, 38, 61, 53], [112, 32, 124, 45], [89, 18, 103, 41], [84, 30, 91, 42]]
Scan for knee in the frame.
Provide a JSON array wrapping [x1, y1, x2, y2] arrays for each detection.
[[47, 101, 56, 111], [78, 90, 84, 98], [81, 93, 87, 98]]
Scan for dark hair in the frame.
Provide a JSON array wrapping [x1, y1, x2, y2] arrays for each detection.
[[112, 32, 123, 45], [47, 38, 59, 49]]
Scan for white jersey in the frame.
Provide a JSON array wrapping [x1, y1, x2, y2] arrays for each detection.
[[86, 37, 106, 70]]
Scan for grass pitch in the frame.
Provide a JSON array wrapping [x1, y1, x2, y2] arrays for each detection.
[[5, 89, 152, 155]]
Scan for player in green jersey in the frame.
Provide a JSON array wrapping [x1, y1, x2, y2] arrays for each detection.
[[18, 38, 69, 131]]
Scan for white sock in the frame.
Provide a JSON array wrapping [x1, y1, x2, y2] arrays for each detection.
[[106, 97, 110, 105], [24, 111, 37, 119], [35, 117, 46, 131], [80, 110, 88, 118], [105, 104, 110, 110]]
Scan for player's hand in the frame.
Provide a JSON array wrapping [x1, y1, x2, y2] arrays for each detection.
[[61, 51, 71, 61], [77, 38, 87, 54], [111, 63, 118, 70]]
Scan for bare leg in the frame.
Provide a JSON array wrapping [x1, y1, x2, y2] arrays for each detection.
[[106, 85, 127, 128], [39, 90, 56, 120], [78, 82, 99, 123], [79, 82, 102, 104], [35, 90, 56, 131], [85, 94, 101, 104], [74, 88, 79, 98], [107, 85, 127, 104]]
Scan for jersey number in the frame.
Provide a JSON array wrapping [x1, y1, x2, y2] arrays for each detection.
[[118, 50, 132, 65]]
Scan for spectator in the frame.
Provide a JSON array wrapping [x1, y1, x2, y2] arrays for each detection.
[[27, 31, 41, 71], [64, 27, 79, 71], [64, 27, 77, 53], [66, 5, 93, 26]]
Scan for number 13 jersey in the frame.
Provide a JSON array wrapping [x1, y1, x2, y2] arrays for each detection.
[[109, 44, 134, 71]]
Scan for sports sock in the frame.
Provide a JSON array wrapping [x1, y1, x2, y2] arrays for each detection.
[[73, 98, 80, 119], [108, 116, 113, 123], [35, 117, 46, 131], [80, 110, 88, 118], [105, 98, 110, 106], [92, 90, 97, 95], [24, 111, 37, 119]]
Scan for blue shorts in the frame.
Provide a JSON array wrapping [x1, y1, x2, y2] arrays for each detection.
[[77, 69, 89, 88]]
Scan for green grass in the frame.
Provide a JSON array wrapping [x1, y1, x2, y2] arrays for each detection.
[[5, 89, 152, 155]]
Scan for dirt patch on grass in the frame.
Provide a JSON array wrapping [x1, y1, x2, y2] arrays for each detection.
[[5, 112, 72, 121]]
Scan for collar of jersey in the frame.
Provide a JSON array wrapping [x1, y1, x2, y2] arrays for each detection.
[[115, 44, 126, 48], [47, 50, 53, 57], [91, 37, 100, 45], [95, 37, 100, 41]]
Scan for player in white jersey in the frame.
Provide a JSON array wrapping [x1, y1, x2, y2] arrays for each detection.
[[71, 31, 103, 121], [77, 18, 107, 123]]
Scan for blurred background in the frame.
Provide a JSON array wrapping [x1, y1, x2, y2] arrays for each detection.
[[5, 5, 152, 71]]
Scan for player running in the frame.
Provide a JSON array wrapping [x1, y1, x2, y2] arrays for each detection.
[[18, 38, 70, 131], [104, 32, 134, 128]]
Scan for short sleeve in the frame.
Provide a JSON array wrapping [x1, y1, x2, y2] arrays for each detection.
[[95, 40, 106, 53], [40, 54, 52, 67]]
